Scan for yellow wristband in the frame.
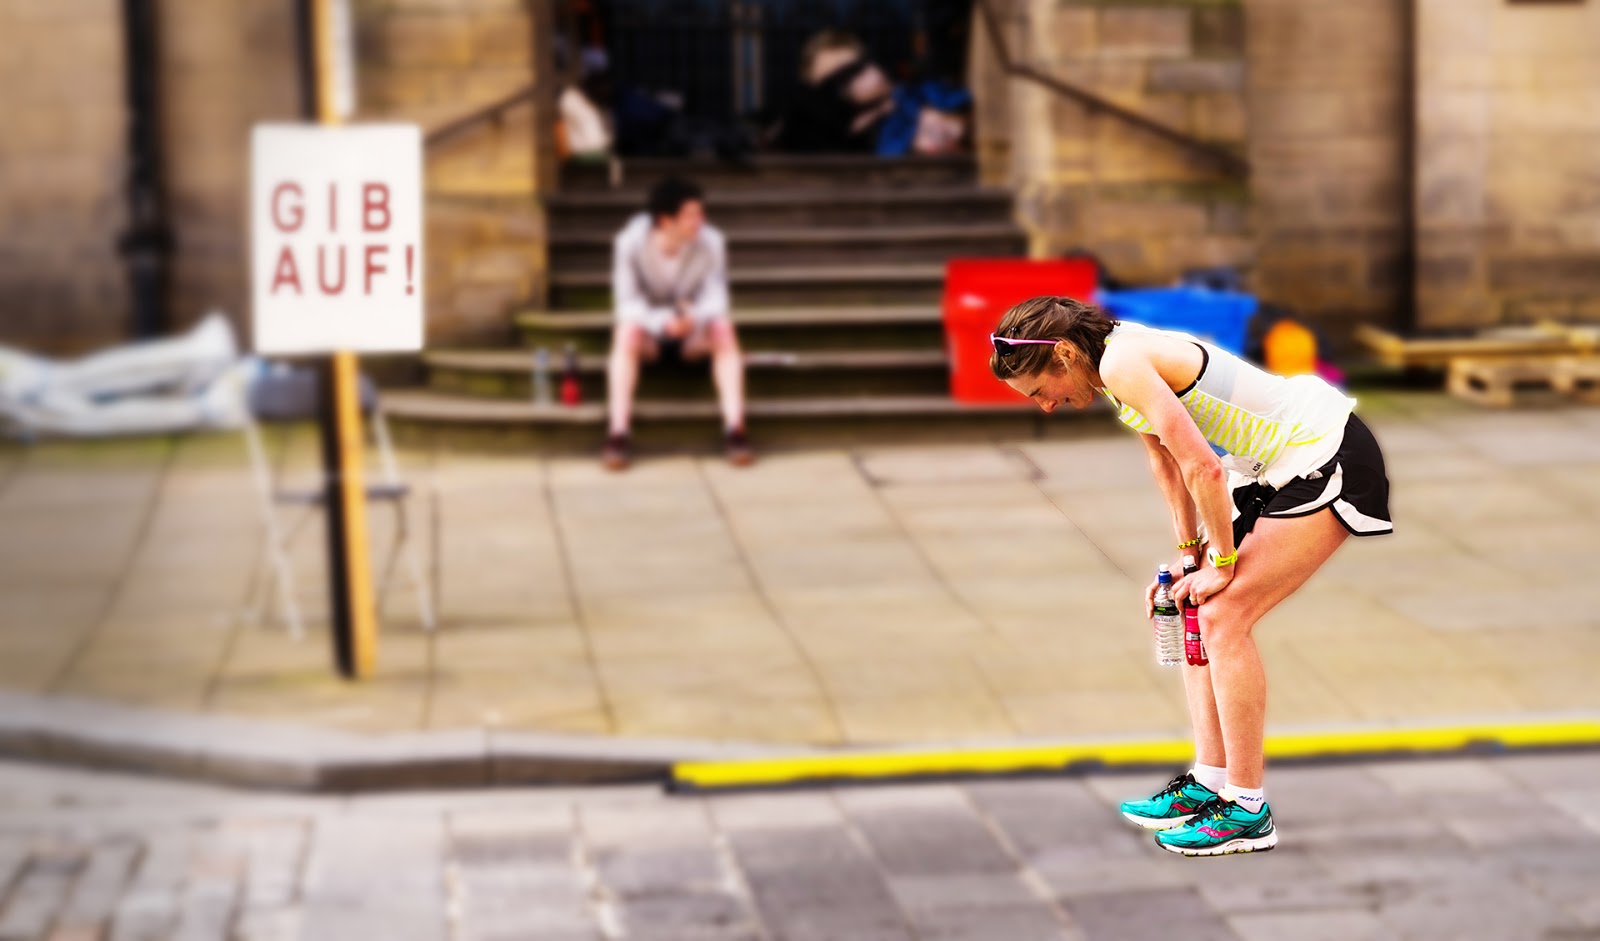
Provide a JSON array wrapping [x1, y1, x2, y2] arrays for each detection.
[[1177, 537, 1201, 550], [1207, 547, 1238, 568]]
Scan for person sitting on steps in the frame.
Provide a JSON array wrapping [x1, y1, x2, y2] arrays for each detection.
[[603, 176, 751, 471]]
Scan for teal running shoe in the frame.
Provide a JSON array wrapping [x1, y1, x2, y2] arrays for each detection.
[[1118, 772, 1219, 831], [1154, 797, 1278, 857]]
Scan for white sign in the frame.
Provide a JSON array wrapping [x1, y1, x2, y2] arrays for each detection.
[[251, 123, 423, 354]]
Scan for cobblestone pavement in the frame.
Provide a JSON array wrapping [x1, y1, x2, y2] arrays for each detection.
[[2, 751, 1598, 941]]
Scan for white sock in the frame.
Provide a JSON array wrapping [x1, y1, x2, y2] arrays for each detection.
[[1224, 783, 1266, 813], [1190, 762, 1227, 794]]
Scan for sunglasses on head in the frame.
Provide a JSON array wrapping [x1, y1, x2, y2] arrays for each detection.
[[989, 334, 1058, 357]]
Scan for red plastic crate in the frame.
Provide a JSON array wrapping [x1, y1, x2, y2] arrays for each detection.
[[943, 258, 1098, 403]]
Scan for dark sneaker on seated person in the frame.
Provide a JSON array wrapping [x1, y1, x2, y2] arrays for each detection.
[[602, 433, 631, 472], [725, 427, 754, 467]]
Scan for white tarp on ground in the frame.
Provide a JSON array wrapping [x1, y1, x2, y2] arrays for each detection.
[[0, 312, 254, 438]]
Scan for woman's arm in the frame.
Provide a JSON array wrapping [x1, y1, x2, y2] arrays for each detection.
[[1102, 344, 1237, 601], [1140, 433, 1199, 548], [1139, 433, 1202, 617]]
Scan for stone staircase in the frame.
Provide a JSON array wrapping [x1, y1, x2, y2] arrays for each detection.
[[386, 154, 1065, 452]]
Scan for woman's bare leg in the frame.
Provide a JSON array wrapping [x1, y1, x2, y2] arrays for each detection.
[[1194, 510, 1349, 789]]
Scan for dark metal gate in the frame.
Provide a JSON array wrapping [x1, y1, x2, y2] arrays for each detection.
[[594, 0, 927, 124]]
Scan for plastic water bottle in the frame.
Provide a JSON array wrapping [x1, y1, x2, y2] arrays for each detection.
[[531, 347, 553, 406], [1152, 565, 1183, 667], [1182, 554, 1208, 666]]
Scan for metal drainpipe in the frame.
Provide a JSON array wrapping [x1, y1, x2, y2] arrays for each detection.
[[294, 0, 318, 120], [117, 0, 174, 339], [1397, 0, 1418, 334]]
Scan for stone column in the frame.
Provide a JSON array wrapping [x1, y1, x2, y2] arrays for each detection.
[[1245, 0, 1408, 346]]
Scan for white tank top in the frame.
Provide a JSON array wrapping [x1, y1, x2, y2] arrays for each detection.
[[1102, 322, 1355, 488]]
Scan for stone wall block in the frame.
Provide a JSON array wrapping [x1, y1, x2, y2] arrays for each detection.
[[1190, 93, 1246, 143], [1089, 124, 1220, 184], [1488, 253, 1600, 292], [1419, 53, 1495, 91], [1209, 200, 1248, 236], [1316, 178, 1403, 224], [1166, 234, 1255, 272], [1416, 252, 1479, 293], [1098, 8, 1192, 59], [379, 14, 476, 68], [472, 12, 534, 67], [1250, 90, 1401, 141], [1148, 60, 1244, 94], [1079, 238, 1152, 282], [1416, 91, 1490, 139], [1192, 6, 1245, 57], [1079, 198, 1210, 240], [1051, 60, 1146, 96], [1491, 3, 1599, 57], [457, 248, 536, 291], [1050, 8, 1099, 58]]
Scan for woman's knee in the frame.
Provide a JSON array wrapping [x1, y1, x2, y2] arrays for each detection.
[[1198, 597, 1259, 647]]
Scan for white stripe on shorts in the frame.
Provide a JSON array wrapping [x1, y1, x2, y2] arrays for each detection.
[[1331, 496, 1394, 535]]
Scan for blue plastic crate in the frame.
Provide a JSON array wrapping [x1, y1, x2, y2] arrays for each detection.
[[1094, 286, 1258, 356]]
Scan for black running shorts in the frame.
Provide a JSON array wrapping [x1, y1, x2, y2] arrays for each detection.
[[1231, 413, 1393, 546]]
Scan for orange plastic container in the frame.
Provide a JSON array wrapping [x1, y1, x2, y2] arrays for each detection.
[[1264, 318, 1318, 376], [943, 258, 1098, 403]]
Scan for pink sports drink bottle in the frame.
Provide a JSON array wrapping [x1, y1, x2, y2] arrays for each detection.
[[1181, 555, 1208, 666]]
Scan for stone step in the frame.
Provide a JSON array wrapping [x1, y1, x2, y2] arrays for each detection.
[[551, 262, 947, 309], [425, 348, 950, 400], [383, 389, 1080, 453], [560, 154, 978, 190], [516, 305, 945, 353], [549, 222, 1027, 267], [545, 185, 1015, 229]]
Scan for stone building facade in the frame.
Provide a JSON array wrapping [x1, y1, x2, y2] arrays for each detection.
[[1414, 0, 1600, 329], [972, 0, 1253, 289], [1, 0, 137, 353], [0, 0, 549, 354], [2, 0, 1597, 353], [974, 0, 1600, 344], [357, 0, 554, 347]]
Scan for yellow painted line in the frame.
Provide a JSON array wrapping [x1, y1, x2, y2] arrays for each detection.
[[671, 718, 1600, 790], [676, 740, 1190, 790]]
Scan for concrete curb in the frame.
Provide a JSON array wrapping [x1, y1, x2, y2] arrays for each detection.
[[3, 692, 1597, 794], [0, 691, 792, 792]]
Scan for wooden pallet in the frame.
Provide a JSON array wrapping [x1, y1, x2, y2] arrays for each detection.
[[1357, 323, 1600, 370], [1446, 355, 1600, 407]]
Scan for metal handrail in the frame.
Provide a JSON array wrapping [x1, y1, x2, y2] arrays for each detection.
[[423, 82, 538, 149], [974, 0, 1248, 178]]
